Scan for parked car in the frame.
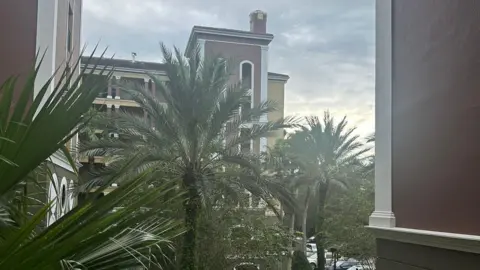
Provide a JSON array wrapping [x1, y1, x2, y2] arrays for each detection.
[[346, 265, 374, 270], [305, 244, 333, 269], [327, 259, 359, 270]]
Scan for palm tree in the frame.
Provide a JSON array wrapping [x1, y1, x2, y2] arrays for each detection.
[[0, 53, 184, 269], [262, 139, 300, 269], [81, 44, 294, 270], [287, 112, 369, 268]]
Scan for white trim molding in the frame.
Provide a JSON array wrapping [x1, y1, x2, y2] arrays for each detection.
[[369, 0, 396, 228], [259, 137, 267, 153], [197, 38, 206, 60], [267, 72, 290, 82], [260, 45, 269, 122], [50, 151, 75, 172], [51, 0, 59, 93], [370, 226, 480, 255]]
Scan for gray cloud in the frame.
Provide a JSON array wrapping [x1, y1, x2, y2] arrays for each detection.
[[83, 0, 375, 137]]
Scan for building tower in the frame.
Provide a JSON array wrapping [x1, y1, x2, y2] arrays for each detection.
[[185, 10, 287, 157]]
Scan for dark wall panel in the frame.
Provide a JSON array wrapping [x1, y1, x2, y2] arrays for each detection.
[[0, 0, 38, 96], [205, 40, 262, 107], [392, 0, 480, 235]]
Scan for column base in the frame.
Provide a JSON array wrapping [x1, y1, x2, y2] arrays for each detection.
[[369, 210, 396, 228], [107, 95, 112, 99], [114, 96, 120, 99]]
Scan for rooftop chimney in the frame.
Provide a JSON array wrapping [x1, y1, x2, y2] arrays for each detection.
[[250, 10, 267, 34]]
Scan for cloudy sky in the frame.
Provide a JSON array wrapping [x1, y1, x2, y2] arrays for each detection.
[[82, 0, 375, 137]]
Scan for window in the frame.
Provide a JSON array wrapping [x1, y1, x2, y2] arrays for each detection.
[[241, 62, 253, 89], [240, 61, 254, 115], [67, 5, 73, 53]]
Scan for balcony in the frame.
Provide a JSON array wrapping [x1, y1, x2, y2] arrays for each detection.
[[93, 97, 141, 108]]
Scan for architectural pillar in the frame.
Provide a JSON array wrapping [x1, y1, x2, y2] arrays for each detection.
[[260, 45, 269, 122], [107, 78, 112, 99], [260, 46, 268, 153], [151, 79, 156, 97], [114, 75, 121, 99], [144, 78, 150, 94], [197, 38, 206, 60], [259, 137, 267, 154], [369, 0, 395, 228]]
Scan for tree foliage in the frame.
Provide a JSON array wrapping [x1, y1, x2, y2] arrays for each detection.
[[0, 53, 184, 269], [324, 162, 375, 267], [80, 44, 296, 270], [285, 112, 369, 268]]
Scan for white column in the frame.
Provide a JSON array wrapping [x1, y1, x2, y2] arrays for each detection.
[[260, 137, 267, 153], [260, 45, 269, 122], [197, 39, 206, 60], [144, 78, 150, 93], [258, 47, 268, 154], [369, 0, 396, 228], [114, 76, 121, 99], [107, 78, 112, 99]]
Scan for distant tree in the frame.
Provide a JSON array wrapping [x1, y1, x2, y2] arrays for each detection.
[[324, 160, 376, 267], [286, 112, 369, 268]]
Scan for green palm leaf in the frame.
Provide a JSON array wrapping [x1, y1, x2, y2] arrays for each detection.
[[0, 50, 184, 269]]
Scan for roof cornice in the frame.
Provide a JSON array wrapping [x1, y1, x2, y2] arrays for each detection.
[[186, 26, 274, 55], [267, 72, 290, 82]]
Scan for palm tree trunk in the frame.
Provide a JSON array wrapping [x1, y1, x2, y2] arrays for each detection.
[[301, 189, 311, 254], [281, 211, 295, 270], [315, 184, 329, 269], [181, 172, 200, 270]]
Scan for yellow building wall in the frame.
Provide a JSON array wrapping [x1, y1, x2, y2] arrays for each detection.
[[267, 79, 286, 149]]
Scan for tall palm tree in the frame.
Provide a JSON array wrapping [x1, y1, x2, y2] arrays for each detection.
[[287, 112, 369, 268], [262, 139, 300, 269], [0, 53, 184, 269], [81, 44, 295, 270]]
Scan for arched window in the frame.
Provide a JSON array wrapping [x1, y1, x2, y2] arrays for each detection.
[[239, 61, 254, 113], [241, 62, 253, 90]]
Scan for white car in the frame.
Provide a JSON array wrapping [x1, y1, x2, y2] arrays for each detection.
[[305, 243, 333, 269], [347, 265, 374, 270]]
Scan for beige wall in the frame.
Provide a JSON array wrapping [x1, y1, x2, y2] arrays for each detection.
[[267, 79, 286, 148]]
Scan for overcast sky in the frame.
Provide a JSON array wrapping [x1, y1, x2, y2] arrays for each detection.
[[82, 0, 375, 138]]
